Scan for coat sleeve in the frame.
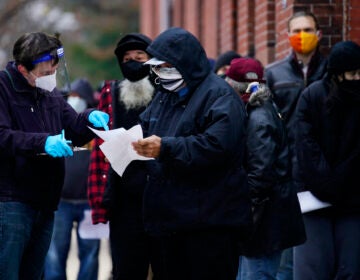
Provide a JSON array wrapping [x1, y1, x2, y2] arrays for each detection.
[[246, 108, 278, 200], [0, 88, 48, 156], [295, 88, 359, 204], [159, 92, 246, 170]]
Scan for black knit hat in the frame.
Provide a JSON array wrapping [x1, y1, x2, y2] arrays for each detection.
[[114, 33, 152, 61], [328, 41, 360, 75], [214, 50, 241, 73]]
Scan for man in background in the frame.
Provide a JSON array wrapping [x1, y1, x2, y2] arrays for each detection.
[[44, 78, 100, 280]]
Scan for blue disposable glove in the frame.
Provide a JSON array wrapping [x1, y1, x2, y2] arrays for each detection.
[[45, 130, 73, 157], [88, 110, 109, 131]]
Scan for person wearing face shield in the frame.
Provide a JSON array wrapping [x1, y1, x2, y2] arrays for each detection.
[[0, 32, 109, 279], [294, 40, 360, 280], [87, 33, 155, 279], [131, 27, 252, 279]]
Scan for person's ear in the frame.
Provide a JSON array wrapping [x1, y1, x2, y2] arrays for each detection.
[[17, 64, 28, 75], [316, 30, 322, 41]]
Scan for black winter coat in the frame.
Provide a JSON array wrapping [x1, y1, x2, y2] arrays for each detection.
[[104, 79, 151, 227], [265, 51, 327, 190], [243, 90, 305, 257], [0, 62, 95, 210], [140, 27, 253, 236], [295, 76, 360, 214]]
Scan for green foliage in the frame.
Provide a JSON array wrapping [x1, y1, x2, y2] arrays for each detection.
[[65, 44, 119, 89], [58, 1, 139, 88], [65, 29, 125, 88]]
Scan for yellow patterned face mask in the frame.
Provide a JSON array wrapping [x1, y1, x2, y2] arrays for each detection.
[[289, 31, 319, 54]]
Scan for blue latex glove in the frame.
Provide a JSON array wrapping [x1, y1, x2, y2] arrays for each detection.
[[88, 110, 109, 131], [45, 130, 73, 157]]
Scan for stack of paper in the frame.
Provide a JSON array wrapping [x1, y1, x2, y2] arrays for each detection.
[[89, 124, 153, 176]]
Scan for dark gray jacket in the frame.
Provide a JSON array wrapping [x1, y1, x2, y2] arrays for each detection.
[[265, 51, 327, 190]]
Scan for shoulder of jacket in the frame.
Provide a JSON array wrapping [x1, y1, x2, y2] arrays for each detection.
[[302, 79, 327, 99], [265, 56, 291, 71]]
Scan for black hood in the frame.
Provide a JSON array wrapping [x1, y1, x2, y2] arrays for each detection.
[[146, 27, 211, 90]]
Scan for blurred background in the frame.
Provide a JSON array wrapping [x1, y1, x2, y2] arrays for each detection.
[[1, 0, 359, 89], [0, 0, 139, 89]]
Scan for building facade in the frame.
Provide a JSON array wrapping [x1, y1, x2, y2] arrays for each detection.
[[139, 0, 360, 66]]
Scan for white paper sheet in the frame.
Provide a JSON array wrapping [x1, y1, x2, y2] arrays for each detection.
[[89, 125, 153, 176], [78, 210, 109, 239], [297, 191, 331, 214]]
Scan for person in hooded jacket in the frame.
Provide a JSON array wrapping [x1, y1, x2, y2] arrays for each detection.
[[131, 27, 252, 280], [224, 57, 305, 280], [44, 78, 100, 280], [87, 33, 155, 280], [0, 32, 109, 280], [294, 40, 360, 279]]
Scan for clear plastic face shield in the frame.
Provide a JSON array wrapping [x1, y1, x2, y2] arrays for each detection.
[[55, 47, 71, 94], [31, 46, 71, 93]]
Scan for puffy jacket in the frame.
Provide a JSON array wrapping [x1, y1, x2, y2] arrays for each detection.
[[295, 76, 360, 214], [243, 89, 305, 256], [0, 62, 94, 210], [140, 27, 252, 236], [265, 51, 327, 190]]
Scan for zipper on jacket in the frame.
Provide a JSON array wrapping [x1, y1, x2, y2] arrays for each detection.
[[35, 91, 46, 130]]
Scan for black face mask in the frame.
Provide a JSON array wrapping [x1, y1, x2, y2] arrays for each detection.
[[338, 79, 360, 102], [120, 60, 150, 82]]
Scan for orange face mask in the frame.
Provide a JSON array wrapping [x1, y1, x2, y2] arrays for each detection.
[[289, 31, 319, 54]]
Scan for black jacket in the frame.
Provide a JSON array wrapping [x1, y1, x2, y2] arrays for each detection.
[[295, 76, 360, 214], [265, 51, 327, 190], [243, 90, 305, 256], [0, 62, 94, 210], [140, 27, 252, 236], [104, 79, 150, 225]]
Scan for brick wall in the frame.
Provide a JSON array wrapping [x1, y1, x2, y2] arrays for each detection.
[[140, 0, 360, 66], [348, 0, 360, 40], [236, 0, 254, 58]]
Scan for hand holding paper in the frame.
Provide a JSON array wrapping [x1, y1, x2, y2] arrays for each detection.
[[89, 124, 153, 176], [132, 135, 161, 158]]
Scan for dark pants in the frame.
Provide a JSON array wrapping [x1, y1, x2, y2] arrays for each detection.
[[44, 201, 100, 280], [109, 195, 151, 280], [294, 210, 360, 280], [0, 202, 54, 280], [150, 229, 240, 280]]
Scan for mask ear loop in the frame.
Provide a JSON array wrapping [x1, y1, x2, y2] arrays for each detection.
[[150, 66, 161, 85], [154, 76, 160, 85]]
